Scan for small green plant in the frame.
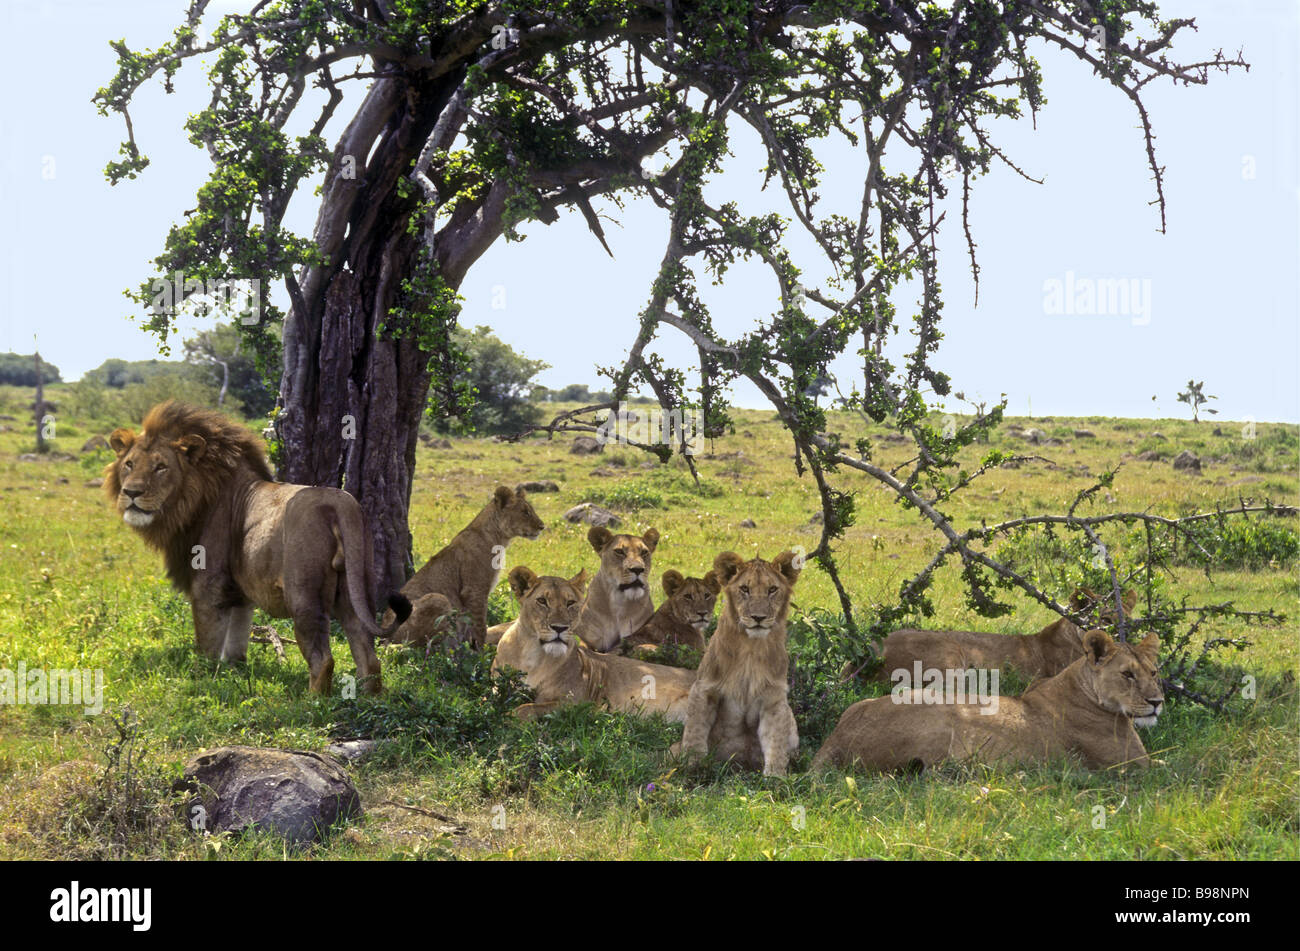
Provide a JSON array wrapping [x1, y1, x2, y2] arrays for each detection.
[[1176, 380, 1218, 422]]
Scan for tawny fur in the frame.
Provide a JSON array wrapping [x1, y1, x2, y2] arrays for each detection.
[[572, 526, 660, 653], [384, 485, 544, 648], [814, 631, 1163, 773], [676, 551, 801, 776], [104, 401, 408, 695], [621, 570, 718, 660], [874, 588, 1140, 682], [492, 567, 694, 721]]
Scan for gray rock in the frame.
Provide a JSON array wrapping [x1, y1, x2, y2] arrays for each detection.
[[325, 739, 380, 763], [175, 746, 361, 845], [1172, 450, 1201, 473], [84, 478, 104, 488], [81, 435, 110, 453], [739, 518, 757, 528], [1136, 450, 1163, 462], [517, 480, 560, 493], [570, 436, 603, 455], [1021, 428, 1047, 444], [808, 512, 824, 524], [563, 503, 621, 529], [1150, 431, 1167, 441], [1073, 429, 1096, 438]]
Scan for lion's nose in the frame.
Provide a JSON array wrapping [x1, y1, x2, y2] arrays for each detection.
[[123, 488, 144, 500], [550, 624, 569, 634], [749, 614, 767, 624], [1147, 698, 1163, 708], [629, 565, 644, 576]]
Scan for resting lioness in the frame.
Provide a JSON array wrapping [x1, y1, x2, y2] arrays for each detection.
[[572, 526, 660, 653], [385, 485, 544, 648], [813, 630, 1164, 773], [678, 551, 801, 776], [493, 566, 695, 721], [621, 570, 719, 659], [874, 588, 1139, 683]]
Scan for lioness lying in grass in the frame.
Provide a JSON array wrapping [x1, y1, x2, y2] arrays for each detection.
[[492, 566, 695, 722], [814, 630, 1163, 773], [873, 588, 1138, 683]]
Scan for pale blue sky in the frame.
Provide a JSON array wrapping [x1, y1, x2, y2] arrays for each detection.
[[1, 0, 1296, 422]]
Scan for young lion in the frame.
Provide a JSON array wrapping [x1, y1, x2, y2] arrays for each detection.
[[493, 567, 695, 722], [621, 570, 719, 659], [572, 526, 660, 653], [385, 485, 544, 648], [678, 551, 801, 776], [874, 588, 1139, 683], [813, 630, 1164, 773]]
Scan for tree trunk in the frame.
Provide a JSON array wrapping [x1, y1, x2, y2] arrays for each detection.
[[275, 75, 478, 600]]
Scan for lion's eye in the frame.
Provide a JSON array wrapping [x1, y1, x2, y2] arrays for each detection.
[[537, 598, 548, 607], [768, 586, 778, 596], [1123, 671, 1136, 680], [566, 600, 577, 608], [740, 586, 749, 596], [155, 463, 167, 472], [124, 460, 133, 471]]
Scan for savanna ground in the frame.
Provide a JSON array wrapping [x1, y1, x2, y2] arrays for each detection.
[[0, 383, 1296, 860]]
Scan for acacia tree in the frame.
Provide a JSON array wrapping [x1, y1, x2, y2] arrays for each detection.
[[98, 0, 1257, 646]]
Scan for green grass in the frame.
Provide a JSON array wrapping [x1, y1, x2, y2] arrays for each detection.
[[0, 383, 1296, 859]]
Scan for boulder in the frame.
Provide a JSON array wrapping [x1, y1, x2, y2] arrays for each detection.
[[81, 435, 110, 453], [563, 503, 621, 529], [1172, 450, 1201, 473], [517, 479, 560, 493], [1073, 429, 1096, 439], [570, 436, 603, 455], [175, 746, 362, 845], [739, 518, 757, 529]]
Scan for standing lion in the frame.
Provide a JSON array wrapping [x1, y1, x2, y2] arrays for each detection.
[[105, 401, 409, 695], [678, 550, 802, 776]]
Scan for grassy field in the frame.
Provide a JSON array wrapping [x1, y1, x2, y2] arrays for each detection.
[[0, 383, 1296, 860]]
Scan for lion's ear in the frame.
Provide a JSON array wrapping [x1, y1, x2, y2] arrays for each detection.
[[494, 485, 515, 507], [512, 484, 528, 501], [1122, 589, 1139, 614], [702, 570, 721, 595], [641, 527, 660, 552], [1082, 629, 1115, 665], [1134, 632, 1160, 665], [713, 551, 745, 584], [772, 550, 801, 585], [588, 525, 613, 553], [508, 566, 537, 600], [172, 434, 206, 460], [108, 428, 135, 456], [661, 569, 684, 597], [568, 568, 589, 595]]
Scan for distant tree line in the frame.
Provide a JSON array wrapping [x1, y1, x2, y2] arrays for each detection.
[[0, 352, 62, 386]]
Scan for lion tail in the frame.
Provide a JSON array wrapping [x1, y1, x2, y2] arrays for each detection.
[[332, 499, 410, 641]]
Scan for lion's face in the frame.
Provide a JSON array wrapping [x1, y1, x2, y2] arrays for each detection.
[[492, 485, 546, 541], [106, 427, 205, 529], [509, 567, 588, 656], [589, 526, 659, 601], [661, 569, 720, 632], [714, 550, 800, 638], [1082, 630, 1164, 727]]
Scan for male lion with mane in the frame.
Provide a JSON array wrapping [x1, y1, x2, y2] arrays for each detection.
[[105, 401, 409, 695], [492, 566, 695, 721], [677, 550, 801, 776], [813, 630, 1164, 773]]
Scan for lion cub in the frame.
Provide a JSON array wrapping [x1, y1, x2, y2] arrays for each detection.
[[814, 630, 1163, 773], [875, 588, 1139, 683], [678, 551, 802, 776], [621, 570, 719, 659], [386, 485, 544, 648], [572, 526, 660, 653], [493, 566, 696, 722]]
